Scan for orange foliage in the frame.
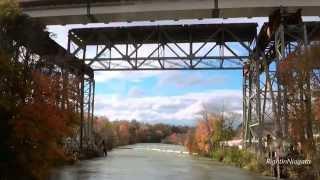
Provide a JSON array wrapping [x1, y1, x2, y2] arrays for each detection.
[[279, 45, 320, 153], [10, 71, 76, 180], [185, 129, 198, 153], [194, 120, 211, 154], [184, 114, 234, 155], [117, 121, 130, 145]]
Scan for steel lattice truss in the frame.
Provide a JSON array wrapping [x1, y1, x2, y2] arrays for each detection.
[[68, 23, 257, 71], [243, 10, 320, 151]]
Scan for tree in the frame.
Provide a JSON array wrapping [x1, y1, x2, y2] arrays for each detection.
[[95, 117, 115, 150], [9, 71, 78, 179], [0, 1, 81, 179], [279, 45, 320, 155], [116, 121, 130, 145], [194, 119, 211, 154], [185, 129, 199, 153]]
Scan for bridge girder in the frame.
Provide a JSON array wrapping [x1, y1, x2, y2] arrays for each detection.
[[19, 0, 320, 25], [68, 23, 257, 71]]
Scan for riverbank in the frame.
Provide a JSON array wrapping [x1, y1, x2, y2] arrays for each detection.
[[188, 146, 320, 179], [210, 148, 272, 176]]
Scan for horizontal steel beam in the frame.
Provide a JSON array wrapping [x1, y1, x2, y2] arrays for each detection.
[[70, 23, 257, 45], [92, 67, 243, 71], [85, 56, 249, 61], [20, 0, 320, 25]]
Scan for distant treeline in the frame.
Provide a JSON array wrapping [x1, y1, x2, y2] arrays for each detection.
[[94, 111, 240, 156], [94, 117, 190, 150]]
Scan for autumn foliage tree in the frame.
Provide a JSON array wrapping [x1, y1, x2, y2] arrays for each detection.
[[0, 60, 79, 179], [94, 116, 116, 150], [10, 72, 78, 179], [279, 45, 320, 155], [0, 1, 80, 179], [194, 119, 213, 154], [185, 112, 235, 156]]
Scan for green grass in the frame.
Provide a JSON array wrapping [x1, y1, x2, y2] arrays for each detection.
[[211, 147, 270, 175]]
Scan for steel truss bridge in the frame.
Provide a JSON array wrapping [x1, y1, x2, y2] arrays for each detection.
[[15, 1, 320, 152], [67, 17, 320, 151]]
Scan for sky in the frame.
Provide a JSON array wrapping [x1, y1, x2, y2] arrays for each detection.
[[47, 17, 320, 126]]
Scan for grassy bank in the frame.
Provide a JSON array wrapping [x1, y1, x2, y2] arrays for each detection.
[[211, 147, 272, 176]]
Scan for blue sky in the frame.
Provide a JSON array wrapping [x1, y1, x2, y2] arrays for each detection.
[[91, 70, 243, 125], [47, 17, 319, 125], [94, 70, 242, 96]]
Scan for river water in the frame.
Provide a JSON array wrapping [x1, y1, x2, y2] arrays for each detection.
[[50, 143, 273, 180]]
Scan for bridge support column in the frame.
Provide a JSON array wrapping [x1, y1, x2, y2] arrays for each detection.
[[67, 32, 95, 152], [273, 19, 310, 142], [83, 77, 95, 148], [245, 9, 320, 158], [243, 54, 263, 152], [243, 9, 316, 154]]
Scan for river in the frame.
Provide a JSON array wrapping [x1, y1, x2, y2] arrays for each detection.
[[50, 143, 273, 180]]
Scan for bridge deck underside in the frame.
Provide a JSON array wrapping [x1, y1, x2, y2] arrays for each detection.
[[20, 0, 320, 25], [69, 23, 257, 71]]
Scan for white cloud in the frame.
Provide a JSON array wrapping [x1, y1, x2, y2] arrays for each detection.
[[156, 71, 228, 88], [94, 71, 161, 83], [94, 89, 242, 125], [127, 87, 145, 97]]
